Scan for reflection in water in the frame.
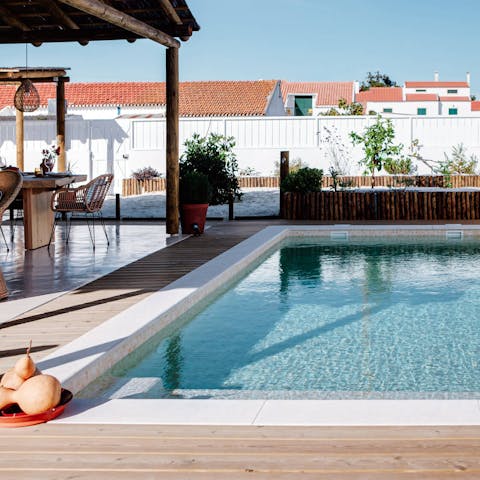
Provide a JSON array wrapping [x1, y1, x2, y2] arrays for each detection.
[[163, 333, 183, 390]]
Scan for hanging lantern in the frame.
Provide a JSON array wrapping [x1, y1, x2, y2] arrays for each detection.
[[14, 79, 40, 112]]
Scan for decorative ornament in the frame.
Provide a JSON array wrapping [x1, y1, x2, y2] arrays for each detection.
[[14, 79, 40, 112]]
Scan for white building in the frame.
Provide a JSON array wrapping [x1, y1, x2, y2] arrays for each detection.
[[357, 72, 473, 116]]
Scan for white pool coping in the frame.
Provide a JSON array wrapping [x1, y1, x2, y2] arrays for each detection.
[[38, 224, 480, 426]]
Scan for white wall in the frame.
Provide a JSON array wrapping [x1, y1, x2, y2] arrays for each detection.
[[3, 115, 480, 193]]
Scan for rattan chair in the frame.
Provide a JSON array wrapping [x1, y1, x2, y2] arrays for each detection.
[[0, 170, 23, 251], [49, 173, 114, 249]]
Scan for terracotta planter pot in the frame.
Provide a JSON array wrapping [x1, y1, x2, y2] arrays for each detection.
[[180, 203, 209, 234]]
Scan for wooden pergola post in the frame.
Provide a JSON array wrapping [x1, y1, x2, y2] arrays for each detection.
[[166, 46, 179, 234], [15, 107, 24, 170], [56, 77, 66, 171]]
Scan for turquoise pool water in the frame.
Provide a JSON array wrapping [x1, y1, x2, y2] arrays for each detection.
[[80, 237, 480, 400]]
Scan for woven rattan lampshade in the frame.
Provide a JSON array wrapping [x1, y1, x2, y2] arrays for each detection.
[[14, 79, 40, 112]]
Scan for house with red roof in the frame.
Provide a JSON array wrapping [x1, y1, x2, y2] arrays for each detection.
[[280, 81, 355, 116], [356, 72, 474, 116], [0, 80, 286, 119]]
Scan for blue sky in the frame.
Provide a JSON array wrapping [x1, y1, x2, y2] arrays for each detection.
[[2, 0, 479, 95]]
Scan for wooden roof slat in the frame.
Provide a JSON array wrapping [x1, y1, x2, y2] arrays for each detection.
[[37, 0, 80, 30], [0, 0, 199, 46], [0, 4, 31, 31], [156, 0, 182, 25]]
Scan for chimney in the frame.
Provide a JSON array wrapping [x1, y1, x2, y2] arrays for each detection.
[[467, 72, 471, 85], [434, 71, 439, 82]]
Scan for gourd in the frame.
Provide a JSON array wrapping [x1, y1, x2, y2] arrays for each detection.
[[0, 341, 37, 390], [0, 374, 61, 415]]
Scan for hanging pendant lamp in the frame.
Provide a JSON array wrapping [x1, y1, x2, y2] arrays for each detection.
[[14, 79, 40, 112], [14, 43, 40, 113]]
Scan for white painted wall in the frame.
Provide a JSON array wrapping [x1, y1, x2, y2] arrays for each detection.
[[3, 115, 480, 193]]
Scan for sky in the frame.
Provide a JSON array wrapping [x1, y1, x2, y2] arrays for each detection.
[[1, 0, 480, 95]]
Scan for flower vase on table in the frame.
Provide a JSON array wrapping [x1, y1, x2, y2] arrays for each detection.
[[40, 145, 60, 175]]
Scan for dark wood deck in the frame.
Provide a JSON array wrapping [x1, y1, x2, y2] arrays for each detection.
[[1, 220, 479, 479]]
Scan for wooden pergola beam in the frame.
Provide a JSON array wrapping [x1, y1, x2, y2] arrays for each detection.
[[57, 0, 181, 48], [37, 0, 80, 30], [0, 70, 67, 81], [166, 47, 179, 234], [0, 5, 31, 31]]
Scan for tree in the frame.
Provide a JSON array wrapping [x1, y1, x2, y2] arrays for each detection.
[[350, 116, 403, 187], [322, 97, 364, 116], [360, 71, 398, 91]]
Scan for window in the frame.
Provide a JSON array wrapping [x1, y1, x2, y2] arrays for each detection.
[[383, 108, 393, 113], [447, 89, 458, 94], [448, 108, 458, 115], [294, 96, 313, 116], [417, 108, 427, 115], [416, 89, 427, 92]]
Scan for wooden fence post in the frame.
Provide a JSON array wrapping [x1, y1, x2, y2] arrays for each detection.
[[279, 151, 289, 217]]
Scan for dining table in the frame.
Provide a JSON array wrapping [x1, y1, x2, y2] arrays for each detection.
[[21, 173, 87, 250]]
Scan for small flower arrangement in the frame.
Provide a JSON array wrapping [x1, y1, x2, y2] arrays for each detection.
[[40, 144, 60, 173]]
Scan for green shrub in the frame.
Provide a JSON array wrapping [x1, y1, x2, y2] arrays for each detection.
[[180, 171, 211, 204], [180, 133, 241, 205], [281, 167, 323, 193]]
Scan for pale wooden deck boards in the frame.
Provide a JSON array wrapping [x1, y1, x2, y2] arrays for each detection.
[[0, 424, 479, 479], [1, 220, 480, 478]]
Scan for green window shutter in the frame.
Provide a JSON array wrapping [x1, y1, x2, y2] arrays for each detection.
[[447, 89, 458, 94], [383, 108, 393, 113], [448, 108, 458, 115], [294, 96, 313, 116], [417, 108, 427, 115]]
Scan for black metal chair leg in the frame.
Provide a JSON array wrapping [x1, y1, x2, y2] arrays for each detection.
[[0, 225, 9, 252], [99, 213, 109, 245]]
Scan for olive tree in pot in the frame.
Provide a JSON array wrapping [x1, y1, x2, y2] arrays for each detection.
[[179, 133, 241, 233], [179, 171, 211, 235]]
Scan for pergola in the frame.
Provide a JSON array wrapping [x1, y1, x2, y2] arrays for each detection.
[[0, 0, 200, 234]]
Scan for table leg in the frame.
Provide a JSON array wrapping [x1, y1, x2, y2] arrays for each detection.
[[23, 189, 54, 250]]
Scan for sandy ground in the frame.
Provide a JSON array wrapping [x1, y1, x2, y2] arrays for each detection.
[[101, 188, 280, 219]]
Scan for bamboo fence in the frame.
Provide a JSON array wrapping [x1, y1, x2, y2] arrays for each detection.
[[282, 190, 480, 221], [122, 175, 480, 197]]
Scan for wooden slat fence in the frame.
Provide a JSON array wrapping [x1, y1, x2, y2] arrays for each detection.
[[283, 190, 480, 221], [122, 175, 480, 197]]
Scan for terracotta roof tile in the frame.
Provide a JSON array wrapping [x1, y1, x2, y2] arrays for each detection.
[[405, 81, 469, 88], [355, 87, 403, 102], [472, 101, 480, 111], [406, 93, 439, 102], [439, 96, 471, 102], [0, 80, 279, 116], [179, 80, 278, 116], [281, 81, 354, 106]]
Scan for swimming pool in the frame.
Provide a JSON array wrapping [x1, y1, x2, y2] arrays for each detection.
[[78, 234, 480, 401]]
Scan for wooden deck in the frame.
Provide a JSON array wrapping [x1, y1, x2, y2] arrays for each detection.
[[1, 220, 480, 479], [0, 424, 479, 479]]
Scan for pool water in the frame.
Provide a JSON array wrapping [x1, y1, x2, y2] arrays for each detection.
[[79, 237, 480, 400]]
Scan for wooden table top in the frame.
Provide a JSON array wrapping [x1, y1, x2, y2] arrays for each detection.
[[21, 173, 87, 189]]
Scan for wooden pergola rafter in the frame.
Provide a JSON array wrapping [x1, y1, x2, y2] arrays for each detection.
[[0, 0, 200, 234]]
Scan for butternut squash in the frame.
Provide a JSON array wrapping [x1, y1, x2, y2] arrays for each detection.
[[0, 368, 24, 390]]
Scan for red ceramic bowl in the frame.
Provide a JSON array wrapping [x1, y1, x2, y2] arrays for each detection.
[[0, 389, 73, 428]]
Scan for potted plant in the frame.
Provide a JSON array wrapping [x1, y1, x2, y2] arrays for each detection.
[[179, 171, 211, 235]]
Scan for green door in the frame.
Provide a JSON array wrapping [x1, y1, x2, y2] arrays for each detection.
[[294, 96, 313, 116]]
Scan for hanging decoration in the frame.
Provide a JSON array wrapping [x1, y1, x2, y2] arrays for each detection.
[[14, 79, 40, 112], [14, 43, 40, 113]]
